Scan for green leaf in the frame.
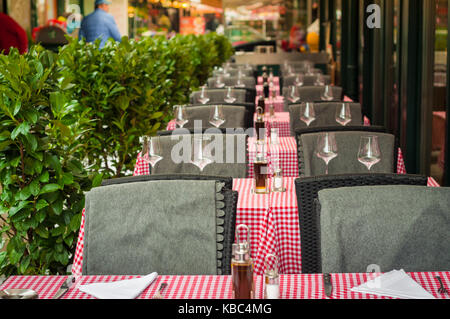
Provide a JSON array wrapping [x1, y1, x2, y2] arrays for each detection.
[[9, 201, 30, 217], [39, 183, 61, 195], [50, 91, 66, 118], [92, 173, 103, 188], [19, 255, 31, 274], [35, 225, 49, 239], [69, 213, 81, 232], [62, 172, 74, 185], [11, 122, 30, 140], [29, 179, 40, 196], [39, 171, 49, 183]]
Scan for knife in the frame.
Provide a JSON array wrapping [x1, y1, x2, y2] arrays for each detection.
[[323, 273, 333, 297], [53, 276, 75, 299]]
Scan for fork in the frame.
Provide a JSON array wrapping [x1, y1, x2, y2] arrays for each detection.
[[152, 283, 168, 299], [436, 276, 449, 295]]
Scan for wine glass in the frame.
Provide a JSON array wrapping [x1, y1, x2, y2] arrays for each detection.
[[300, 102, 316, 126], [191, 136, 213, 171], [358, 135, 381, 170], [215, 75, 225, 88], [315, 132, 338, 175], [209, 105, 226, 128], [315, 74, 325, 86], [335, 103, 352, 126], [224, 86, 236, 103], [294, 74, 304, 87], [198, 86, 210, 105], [321, 85, 334, 101], [235, 74, 246, 88], [174, 105, 188, 128], [141, 136, 163, 169], [287, 85, 300, 103]]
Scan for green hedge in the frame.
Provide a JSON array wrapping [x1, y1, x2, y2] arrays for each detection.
[[0, 33, 234, 276]]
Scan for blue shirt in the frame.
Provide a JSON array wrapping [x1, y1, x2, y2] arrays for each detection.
[[79, 9, 121, 48]]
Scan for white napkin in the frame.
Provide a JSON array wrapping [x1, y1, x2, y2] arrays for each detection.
[[351, 269, 435, 299], [79, 272, 158, 299]]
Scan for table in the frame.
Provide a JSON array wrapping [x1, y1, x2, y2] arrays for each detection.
[[2, 272, 449, 299]]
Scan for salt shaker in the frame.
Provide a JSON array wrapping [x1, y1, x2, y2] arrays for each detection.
[[272, 167, 286, 193], [264, 254, 280, 299]]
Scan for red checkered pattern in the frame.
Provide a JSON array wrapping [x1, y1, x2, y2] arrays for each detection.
[[2, 272, 448, 299], [256, 84, 281, 97], [254, 96, 284, 113], [258, 112, 291, 138], [268, 177, 302, 274], [257, 76, 280, 86]]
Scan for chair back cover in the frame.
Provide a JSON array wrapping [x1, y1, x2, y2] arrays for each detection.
[[294, 173, 429, 273], [297, 130, 395, 176], [151, 132, 249, 178], [318, 185, 450, 273], [83, 178, 237, 275], [289, 102, 363, 135]]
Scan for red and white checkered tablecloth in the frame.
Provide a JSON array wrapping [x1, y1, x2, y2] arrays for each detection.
[[255, 96, 284, 113], [257, 76, 280, 86], [2, 272, 449, 299], [256, 84, 281, 98]]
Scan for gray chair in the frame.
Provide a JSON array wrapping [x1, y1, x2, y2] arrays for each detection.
[[297, 128, 396, 177], [182, 105, 248, 130], [207, 76, 256, 89], [294, 173, 429, 273], [190, 89, 247, 104], [83, 175, 238, 275], [282, 86, 343, 111], [288, 102, 363, 136], [150, 132, 249, 178], [318, 185, 450, 273], [282, 75, 331, 87]]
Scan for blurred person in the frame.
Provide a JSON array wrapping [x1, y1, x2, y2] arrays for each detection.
[[289, 20, 306, 51], [0, 12, 28, 54], [79, 0, 121, 48]]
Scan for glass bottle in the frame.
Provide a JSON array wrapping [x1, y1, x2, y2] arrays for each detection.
[[232, 224, 254, 299], [264, 254, 280, 299], [253, 141, 269, 194], [255, 106, 266, 142]]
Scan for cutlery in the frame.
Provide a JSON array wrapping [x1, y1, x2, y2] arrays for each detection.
[[435, 276, 449, 295], [323, 273, 333, 298], [152, 282, 168, 299], [53, 276, 76, 299]]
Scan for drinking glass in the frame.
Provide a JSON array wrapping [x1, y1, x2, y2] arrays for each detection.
[[287, 85, 300, 103], [300, 102, 316, 126], [315, 132, 338, 175], [209, 105, 226, 128], [141, 136, 163, 169], [315, 74, 325, 86], [294, 74, 304, 87], [235, 75, 246, 88], [174, 105, 188, 128], [321, 85, 334, 101], [215, 75, 225, 88], [191, 136, 213, 171], [335, 103, 352, 126], [358, 135, 381, 170], [224, 86, 237, 103], [198, 86, 210, 104]]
